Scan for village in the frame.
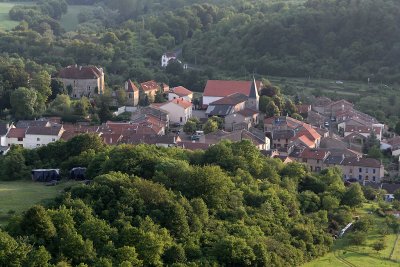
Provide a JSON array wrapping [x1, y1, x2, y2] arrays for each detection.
[[1, 60, 400, 199]]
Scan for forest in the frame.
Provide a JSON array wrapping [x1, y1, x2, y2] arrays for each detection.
[[0, 134, 370, 266]]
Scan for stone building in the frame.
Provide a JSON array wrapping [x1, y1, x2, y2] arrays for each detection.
[[58, 65, 105, 98]]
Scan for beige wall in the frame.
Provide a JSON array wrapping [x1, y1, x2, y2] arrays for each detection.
[[341, 165, 384, 183], [62, 77, 104, 98]]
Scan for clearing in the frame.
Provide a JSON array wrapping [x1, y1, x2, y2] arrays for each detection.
[[303, 203, 400, 267], [0, 180, 77, 225], [0, 2, 23, 31], [60, 5, 97, 32]]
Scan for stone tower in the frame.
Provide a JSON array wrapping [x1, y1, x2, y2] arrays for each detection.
[[246, 78, 259, 110]]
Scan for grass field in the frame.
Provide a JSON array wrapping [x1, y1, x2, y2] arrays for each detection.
[[60, 5, 96, 32], [304, 203, 400, 267], [0, 180, 77, 225], [0, 2, 21, 31]]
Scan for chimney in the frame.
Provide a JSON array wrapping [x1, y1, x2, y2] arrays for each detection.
[[79, 66, 82, 71]]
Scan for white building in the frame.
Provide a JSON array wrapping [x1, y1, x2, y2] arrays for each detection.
[[6, 128, 26, 147], [157, 98, 193, 124], [161, 52, 177, 67], [24, 125, 64, 148], [168, 86, 193, 102]]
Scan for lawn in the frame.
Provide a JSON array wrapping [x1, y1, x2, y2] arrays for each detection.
[[0, 180, 77, 225], [0, 2, 22, 31], [303, 203, 400, 267], [60, 5, 96, 32]]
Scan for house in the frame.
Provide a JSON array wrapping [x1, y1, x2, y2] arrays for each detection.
[[296, 104, 311, 117], [124, 134, 181, 148], [140, 80, 160, 100], [177, 141, 211, 151], [0, 123, 13, 146], [6, 128, 26, 147], [312, 97, 332, 114], [58, 65, 105, 98], [161, 52, 177, 67], [16, 120, 50, 128], [341, 157, 384, 183], [325, 99, 354, 117], [205, 93, 248, 118], [344, 125, 382, 141], [343, 132, 367, 153], [168, 86, 193, 102], [270, 129, 295, 149], [224, 108, 259, 131], [125, 80, 139, 106], [291, 148, 330, 172], [202, 79, 262, 107], [307, 110, 326, 127], [156, 98, 192, 124], [132, 106, 170, 128], [200, 129, 270, 150], [387, 137, 400, 156], [161, 83, 170, 93], [24, 125, 64, 148]]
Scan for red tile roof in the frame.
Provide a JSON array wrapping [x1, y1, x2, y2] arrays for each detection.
[[300, 148, 329, 160], [203, 80, 262, 97], [101, 133, 123, 145], [237, 108, 258, 117], [345, 125, 381, 135], [126, 80, 139, 92], [7, 128, 25, 139], [341, 157, 382, 168], [171, 86, 192, 97], [140, 80, 159, 92], [177, 141, 211, 150], [169, 98, 192, 109], [59, 65, 103, 79]]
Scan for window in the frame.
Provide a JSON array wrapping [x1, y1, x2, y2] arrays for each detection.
[[17, 137, 23, 142], [52, 138, 56, 141], [317, 159, 320, 164], [359, 168, 362, 172], [36, 144, 40, 147], [359, 175, 362, 180], [373, 176, 376, 181], [180, 117, 183, 122], [350, 169, 353, 174], [37, 138, 40, 141], [302, 158, 307, 163], [277, 139, 281, 142], [366, 168, 369, 173], [310, 166, 313, 171], [365, 176, 369, 180], [373, 169, 376, 174]]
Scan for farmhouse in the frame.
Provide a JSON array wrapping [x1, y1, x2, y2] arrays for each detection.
[[58, 65, 105, 98]]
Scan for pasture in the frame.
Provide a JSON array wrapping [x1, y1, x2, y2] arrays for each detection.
[[0, 180, 77, 225]]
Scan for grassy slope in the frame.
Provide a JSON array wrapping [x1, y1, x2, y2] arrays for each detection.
[[0, 180, 76, 225], [60, 5, 96, 32], [0, 2, 20, 31], [304, 203, 400, 267]]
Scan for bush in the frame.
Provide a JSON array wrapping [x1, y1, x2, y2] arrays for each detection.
[[348, 231, 367, 245]]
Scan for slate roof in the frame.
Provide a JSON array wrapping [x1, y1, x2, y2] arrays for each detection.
[[59, 65, 103, 79], [0, 123, 8, 136], [203, 80, 262, 97], [26, 125, 63, 136], [272, 129, 295, 140], [206, 105, 234, 116], [324, 155, 344, 165], [177, 141, 211, 150], [210, 93, 248, 105], [16, 120, 49, 128]]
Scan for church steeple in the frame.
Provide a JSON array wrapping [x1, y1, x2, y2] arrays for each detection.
[[247, 77, 259, 110]]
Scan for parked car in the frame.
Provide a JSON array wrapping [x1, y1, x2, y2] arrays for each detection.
[[191, 135, 200, 141]]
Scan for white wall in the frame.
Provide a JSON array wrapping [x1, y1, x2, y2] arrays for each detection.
[[159, 102, 192, 124], [168, 92, 193, 102], [203, 96, 223, 106], [24, 134, 62, 149], [6, 137, 24, 147]]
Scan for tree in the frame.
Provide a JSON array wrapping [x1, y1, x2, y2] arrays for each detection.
[[349, 231, 367, 245], [115, 88, 127, 106], [31, 70, 51, 100], [265, 100, 280, 117], [20, 205, 56, 242], [1, 146, 29, 180], [73, 97, 91, 117], [395, 121, 400, 135], [394, 189, 400, 201], [166, 60, 184, 76], [367, 145, 383, 159], [203, 119, 218, 134], [259, 95, 270, 113], [341, 183, 365, 208], [10, 87, 38, 119], [183, 120, 197, 134], [50, 78, 65, 100], [372, 239, 386, 252], [154, 90, 166, 103], [48, 94, 71, 115]]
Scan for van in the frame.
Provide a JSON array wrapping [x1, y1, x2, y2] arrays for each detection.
[[195, 130, 204, 136]]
